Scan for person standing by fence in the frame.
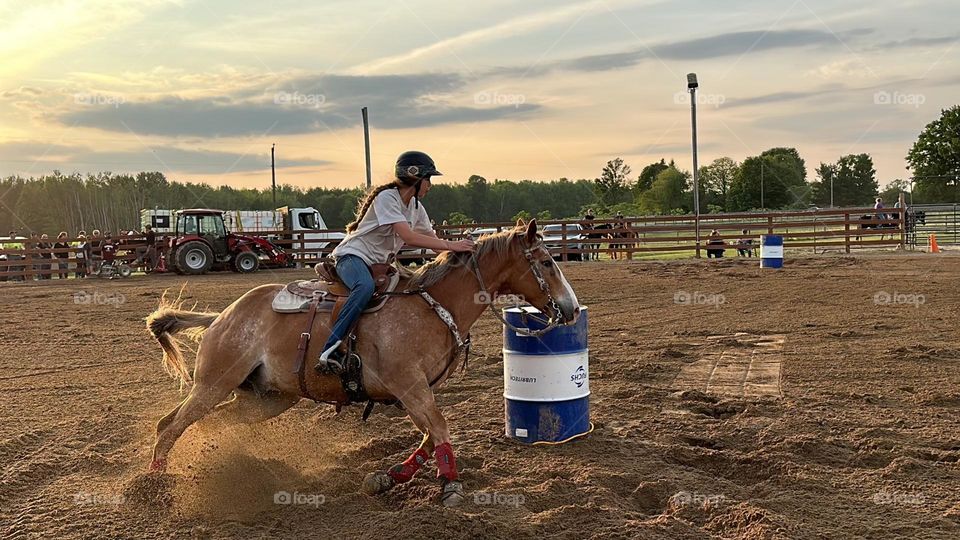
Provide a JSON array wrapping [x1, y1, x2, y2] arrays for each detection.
[[38, 234, 53, 279], [54, 232, 71, 279], [143, 225, 157, 272], [706, 229, 725, 259], [88, 230, 102, 275], [76, 232, 89, 278]]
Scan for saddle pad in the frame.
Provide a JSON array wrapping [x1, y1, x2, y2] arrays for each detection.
[[271, 284, 392, 314]]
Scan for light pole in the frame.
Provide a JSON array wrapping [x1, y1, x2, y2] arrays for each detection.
[[688, 73, 700, 257], [760, 160, 764, 209], [271, 143, 277, 208]]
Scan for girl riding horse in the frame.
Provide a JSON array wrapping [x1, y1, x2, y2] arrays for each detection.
[[316, 151, 475, 373]]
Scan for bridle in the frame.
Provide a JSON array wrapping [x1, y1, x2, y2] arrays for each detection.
[[468, 236, 566, 337]]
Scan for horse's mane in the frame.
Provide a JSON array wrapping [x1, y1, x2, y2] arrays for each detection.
[[404, 227, 519, 290]]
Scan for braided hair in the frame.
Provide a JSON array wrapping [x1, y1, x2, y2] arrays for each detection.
[[345, 174, 421, 233]]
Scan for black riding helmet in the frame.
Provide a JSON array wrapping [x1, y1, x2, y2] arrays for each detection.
[[395, 150, 442, 208], [396, 150, 442, 181]]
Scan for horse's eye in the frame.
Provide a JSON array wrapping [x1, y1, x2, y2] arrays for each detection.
[[541, 259, 553, 268]]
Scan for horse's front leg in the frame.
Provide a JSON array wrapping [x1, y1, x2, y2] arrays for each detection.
[[364, 380, 464, 506], [362, 430, 434, 495]]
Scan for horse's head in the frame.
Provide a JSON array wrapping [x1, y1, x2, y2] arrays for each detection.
[[502, 219, 581, 325]]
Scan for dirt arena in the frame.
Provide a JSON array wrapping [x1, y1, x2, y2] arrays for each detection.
[[1, 254, 959, 539]]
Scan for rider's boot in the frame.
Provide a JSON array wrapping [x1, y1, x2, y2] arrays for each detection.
[[315, 340, 346, 374]]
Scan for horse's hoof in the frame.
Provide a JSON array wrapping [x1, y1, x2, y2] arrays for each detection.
[[440, 480, 465, 507], [362, 471, 396, 495], [149, 458, 167, 472]]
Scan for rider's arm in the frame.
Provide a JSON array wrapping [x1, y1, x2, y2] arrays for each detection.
[[392, 222, 454, 251]]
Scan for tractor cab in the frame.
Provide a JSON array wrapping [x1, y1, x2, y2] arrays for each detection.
[[163, 209, 292, 275], [175, 210, 229, 260]]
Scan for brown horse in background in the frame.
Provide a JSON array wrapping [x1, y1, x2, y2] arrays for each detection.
[[144, 220, 580, 505]]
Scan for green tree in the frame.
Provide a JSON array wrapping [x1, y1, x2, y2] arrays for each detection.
[[907, 105, 960, 203], [594, 158, 632, 206], [810, 154, 877, 207], [637, 159, 669, 192], [698, 157, 738, 211], [512, 210, 532, 222], [638, 166, 690, 214], [879, 179, 911, 205], [728, 152, 807, 210]]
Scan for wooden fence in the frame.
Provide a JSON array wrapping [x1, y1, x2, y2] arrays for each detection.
[[0, 206, 905, 281]]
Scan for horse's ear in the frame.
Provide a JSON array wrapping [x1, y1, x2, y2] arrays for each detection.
[[515, 218, 526, 228], [525, 219, 538, 243]]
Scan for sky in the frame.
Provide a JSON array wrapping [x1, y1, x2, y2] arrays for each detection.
[[0, 0, 956, 191]]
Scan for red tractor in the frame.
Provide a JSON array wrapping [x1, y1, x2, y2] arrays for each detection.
[[157, 209, 293, 275]]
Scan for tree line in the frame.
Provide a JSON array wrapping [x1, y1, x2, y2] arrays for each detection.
[[2, 105, 956, 235]]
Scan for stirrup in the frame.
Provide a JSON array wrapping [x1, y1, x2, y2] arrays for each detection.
[[315, 340, 345, 374]]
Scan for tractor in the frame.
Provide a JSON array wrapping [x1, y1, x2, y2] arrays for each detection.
[[157, 209, 294, 275]]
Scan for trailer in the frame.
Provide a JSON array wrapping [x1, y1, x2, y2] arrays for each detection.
[[141, 206, 344, 258]]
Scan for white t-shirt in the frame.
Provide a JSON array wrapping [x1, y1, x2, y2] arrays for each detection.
[[332, 188, 434, 265]]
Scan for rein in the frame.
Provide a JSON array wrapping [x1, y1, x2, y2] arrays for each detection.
[[468, 242, 562, 338]]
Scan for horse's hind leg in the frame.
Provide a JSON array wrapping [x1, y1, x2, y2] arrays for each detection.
[[211, 390, 300, 425], [150, 382, 233, 471]]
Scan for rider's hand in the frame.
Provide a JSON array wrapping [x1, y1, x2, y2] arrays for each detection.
[[446, 239, 475, 252]]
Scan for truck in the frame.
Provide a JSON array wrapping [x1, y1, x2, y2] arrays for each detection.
[[141, 206, 345, 259]]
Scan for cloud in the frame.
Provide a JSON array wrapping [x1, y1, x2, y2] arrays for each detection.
[[57, 73, 541, 137], [551, 28, 861, 73], [871, 35, 958, 51], [0, 141, 330, 174]]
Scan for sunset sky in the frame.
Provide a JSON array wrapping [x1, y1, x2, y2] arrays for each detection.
[[0, 0, 956, 190]]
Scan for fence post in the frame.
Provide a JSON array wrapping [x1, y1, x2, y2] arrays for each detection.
[[767, 216, 774, 235], [560, 223, 568, 262], [627, 222, 634, 260], [694, 214, 701, 258], [298, 232, 305, 268], [898, 192, 906, 250], [844, 212, 851, 254]]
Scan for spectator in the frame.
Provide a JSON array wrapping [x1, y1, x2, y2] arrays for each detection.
[[581, 208, 596, 261], [706, 229, 725, 259], [54, 232, 71, 279], [4, 231, 24, 282], [737, 229, 755, 257], [89, 229, 103, 275], [874, 197, 886, 221], [143, 225, 158, 272], [75, 233, 88, 279], [38, 233, 53, 279]]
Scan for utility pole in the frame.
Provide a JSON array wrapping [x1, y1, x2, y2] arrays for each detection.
[[271, 143, 277, 208], [687, 73, 701, 258], [362, 107, 372, 189]]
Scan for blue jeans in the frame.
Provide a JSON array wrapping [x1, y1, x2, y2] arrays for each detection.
[[322, 254, 375, 350]]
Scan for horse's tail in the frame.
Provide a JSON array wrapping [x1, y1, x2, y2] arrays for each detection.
[[145, 292, 220, 390]]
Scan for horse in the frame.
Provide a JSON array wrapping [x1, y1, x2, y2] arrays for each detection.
[[143, 219, 581, 506], [584, 222, 612, 260], [857, 213, 899, 241]]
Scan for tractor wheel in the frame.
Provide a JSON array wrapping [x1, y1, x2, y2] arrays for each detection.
[[233, 251, 260, 273], [175, 241, 213, 275], [167, 250, 184, 274]]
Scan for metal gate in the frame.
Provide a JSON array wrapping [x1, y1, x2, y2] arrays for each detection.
[[906, 204, 960, 246]]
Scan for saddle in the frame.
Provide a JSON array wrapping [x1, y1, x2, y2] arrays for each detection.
[[272, 259, 401, 415], [271, 262, 400, 314]]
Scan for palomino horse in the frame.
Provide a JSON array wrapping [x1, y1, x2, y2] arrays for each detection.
[[144, 220, 580, 505]]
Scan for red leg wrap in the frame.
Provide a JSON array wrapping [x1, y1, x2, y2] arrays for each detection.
[[434, 442, 458, 482], [387, 447, 430, 484]]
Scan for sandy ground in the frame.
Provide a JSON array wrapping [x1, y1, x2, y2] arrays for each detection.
[[1, 254, 959, 539]]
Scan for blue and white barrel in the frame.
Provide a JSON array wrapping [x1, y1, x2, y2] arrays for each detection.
[[760, 234, 784, 268], [503, 306, 590, 444]]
